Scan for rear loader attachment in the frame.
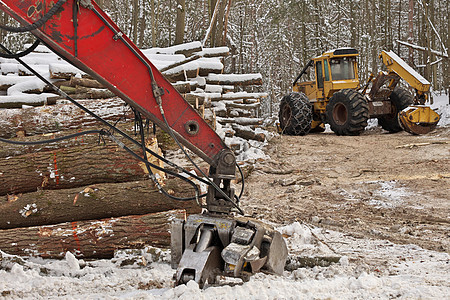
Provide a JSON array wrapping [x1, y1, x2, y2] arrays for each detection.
[[378, 51, 440, 135], [399, 106, 441, 135]]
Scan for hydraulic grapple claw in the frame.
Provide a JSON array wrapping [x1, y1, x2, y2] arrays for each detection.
[[171, 214, 288, 288], [399, 105, 440, 135]]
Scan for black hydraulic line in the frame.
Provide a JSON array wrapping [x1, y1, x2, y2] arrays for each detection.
[[293, 60, 313, 86], [236, 163, 244, 199], [91, 7, 244, 215], [135, 111, 202, 202], [0, 39, 40, 59], [73, 0, 79, 57], [0, 0, 67, 33], [0, 129, 102, 145]]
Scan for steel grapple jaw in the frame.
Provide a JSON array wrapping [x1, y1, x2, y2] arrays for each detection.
[[399, 105, 440, 135], [171, 214, 288, 288]]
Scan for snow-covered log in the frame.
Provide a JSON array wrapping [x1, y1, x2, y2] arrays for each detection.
[[217, 116, 263, 126], [49, 63, 86, 79], [0, 210, 187, 258], [0, 96, 57, 108], [224, 100, 261, 110], [198, 47, 230, 58], [69, 77, 105, 89], [206, 73, 263, 86], [0, 98, 130, 139], [46, 89, 115, 101], [145, 41, 202, 57], [232, 124, 265, 142]]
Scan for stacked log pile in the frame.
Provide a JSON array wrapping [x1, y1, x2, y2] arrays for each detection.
[[0, 41, 268, 258]]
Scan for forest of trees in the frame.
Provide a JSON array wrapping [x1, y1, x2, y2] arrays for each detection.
[[0, 0, 448, 115]]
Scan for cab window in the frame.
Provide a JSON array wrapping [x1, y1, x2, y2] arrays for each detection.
[[330, 57, 356, 80], [316, 61, 323, 89], [324, 59, 330, 81]]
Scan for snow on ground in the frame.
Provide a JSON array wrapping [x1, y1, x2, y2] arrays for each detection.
[[431, 92, 450, 126], [0, 224, 448, 299]]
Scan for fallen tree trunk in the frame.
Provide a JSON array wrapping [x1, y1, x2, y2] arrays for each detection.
[[0, 179, 201, 229], [0, 141, 150, 195], [0, 210, 186, 258]]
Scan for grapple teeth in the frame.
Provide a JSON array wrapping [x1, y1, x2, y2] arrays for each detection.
[[398, 106, 440, 135]]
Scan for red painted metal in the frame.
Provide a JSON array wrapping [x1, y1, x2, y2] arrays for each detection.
[[0, 0, 227, 165]]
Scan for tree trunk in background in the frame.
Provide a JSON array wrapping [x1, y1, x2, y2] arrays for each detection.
[[175, 0, 186, 45], [209, 0, 217, 47], [150, 0, 158, 47], [408, 0, 414, 65], [138, 0, 146, 48], [0, 179, 201, 229], [214, 0, 227, 47], [0, 210, 186, 259], [131, 0, 139, 44]]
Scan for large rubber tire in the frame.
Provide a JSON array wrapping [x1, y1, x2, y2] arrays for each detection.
[[278, 92, 312, 135], [378, 87, 414, 133], [326, 89, 369, 136]]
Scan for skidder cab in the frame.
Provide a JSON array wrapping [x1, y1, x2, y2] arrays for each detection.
[[279, 48, 440, 136]]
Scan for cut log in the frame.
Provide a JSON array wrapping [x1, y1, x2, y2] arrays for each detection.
[[0, 210, 186, 258], [232, 124, 265, 142], [59, 85, 90, 94], [172, 82, 192, 94], [206, 73, 263, 86], [227, 108, 252, 118], [0, 141, 151, 195], [46, 89, 116, 101], [0, 98, 131, 139], [159, 54, 201, 73], [198, 47, 230, 58], [225, 101, 261, 110], [69, 77, 105, 88], [184, 93, 206, 106], [0, 179, 200, 229], [0, 97, 57, 108], [49, 63, 86, 79], [163, 68, 199, 83], [217, 117, 263, 126]]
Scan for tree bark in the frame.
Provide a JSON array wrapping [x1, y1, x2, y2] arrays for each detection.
[[0, 141, 153, 195], [69, 77, 105, 89], [0, 97, 57, 108], [0, 210, 186, 258], [206, 74, 263, 86], [0, 98, 131, 139], [175, 0, 186, 45], [232, 124, 265, 142], [0, 179, 201, 229]]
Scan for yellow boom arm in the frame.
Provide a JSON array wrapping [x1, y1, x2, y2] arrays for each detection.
[[380, 51, 431, 97]]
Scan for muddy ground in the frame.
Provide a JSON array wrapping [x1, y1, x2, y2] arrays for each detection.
[[241, 126, 450, 253]]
